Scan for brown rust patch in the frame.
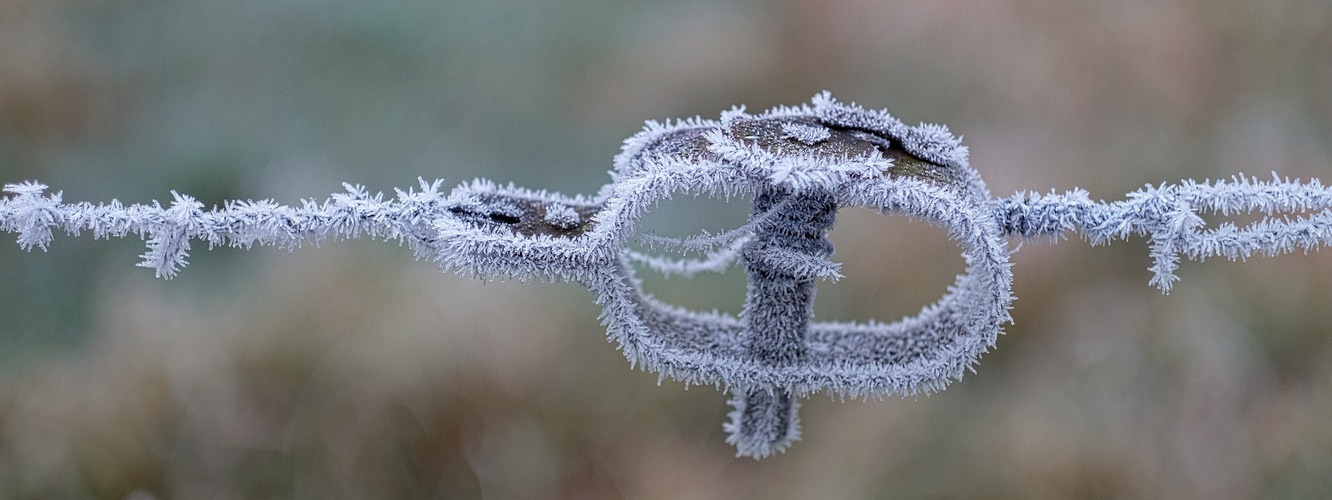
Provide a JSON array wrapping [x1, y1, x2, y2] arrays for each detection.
[[729, 117, 962, 186], [630, 116, 961, 186], [447, 195, 599, 238]]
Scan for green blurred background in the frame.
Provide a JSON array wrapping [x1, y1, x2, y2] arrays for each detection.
[[2, 0, 1331, 498]]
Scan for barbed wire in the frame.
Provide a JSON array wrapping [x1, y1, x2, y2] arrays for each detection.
[[4, 92, 1331, 458]]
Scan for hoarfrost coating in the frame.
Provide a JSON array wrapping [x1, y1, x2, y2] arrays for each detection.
[[4, 92, 1332, 458]]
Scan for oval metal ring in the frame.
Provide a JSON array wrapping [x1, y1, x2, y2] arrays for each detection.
[[584, 96, 1015, 399]]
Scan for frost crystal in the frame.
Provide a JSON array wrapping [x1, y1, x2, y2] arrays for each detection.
[[4, 93, 1332, 458], [780, 121, 832, 145], [542, 202, 581, 228]]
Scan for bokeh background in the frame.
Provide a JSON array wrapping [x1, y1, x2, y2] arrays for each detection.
[[2, 0, 1331, 498]]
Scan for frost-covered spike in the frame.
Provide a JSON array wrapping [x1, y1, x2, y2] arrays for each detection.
[[719, 105, 749, 127], [3, 181, 49, 196], [780, 121, 832, 146], [2, 181, 61, 251], [903, 122, 970, 169], [809, 90, 835, 110], [136, 192, 204, 278], [543, 203, 581, 228]]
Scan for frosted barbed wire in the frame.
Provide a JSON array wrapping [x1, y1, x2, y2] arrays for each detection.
[[0, 179, 456, 278], [996, 173, 1332, 292], [3, 92, 1331, 459]]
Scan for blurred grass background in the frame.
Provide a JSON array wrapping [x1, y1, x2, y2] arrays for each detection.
[[2, 0, 1331, 498]]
